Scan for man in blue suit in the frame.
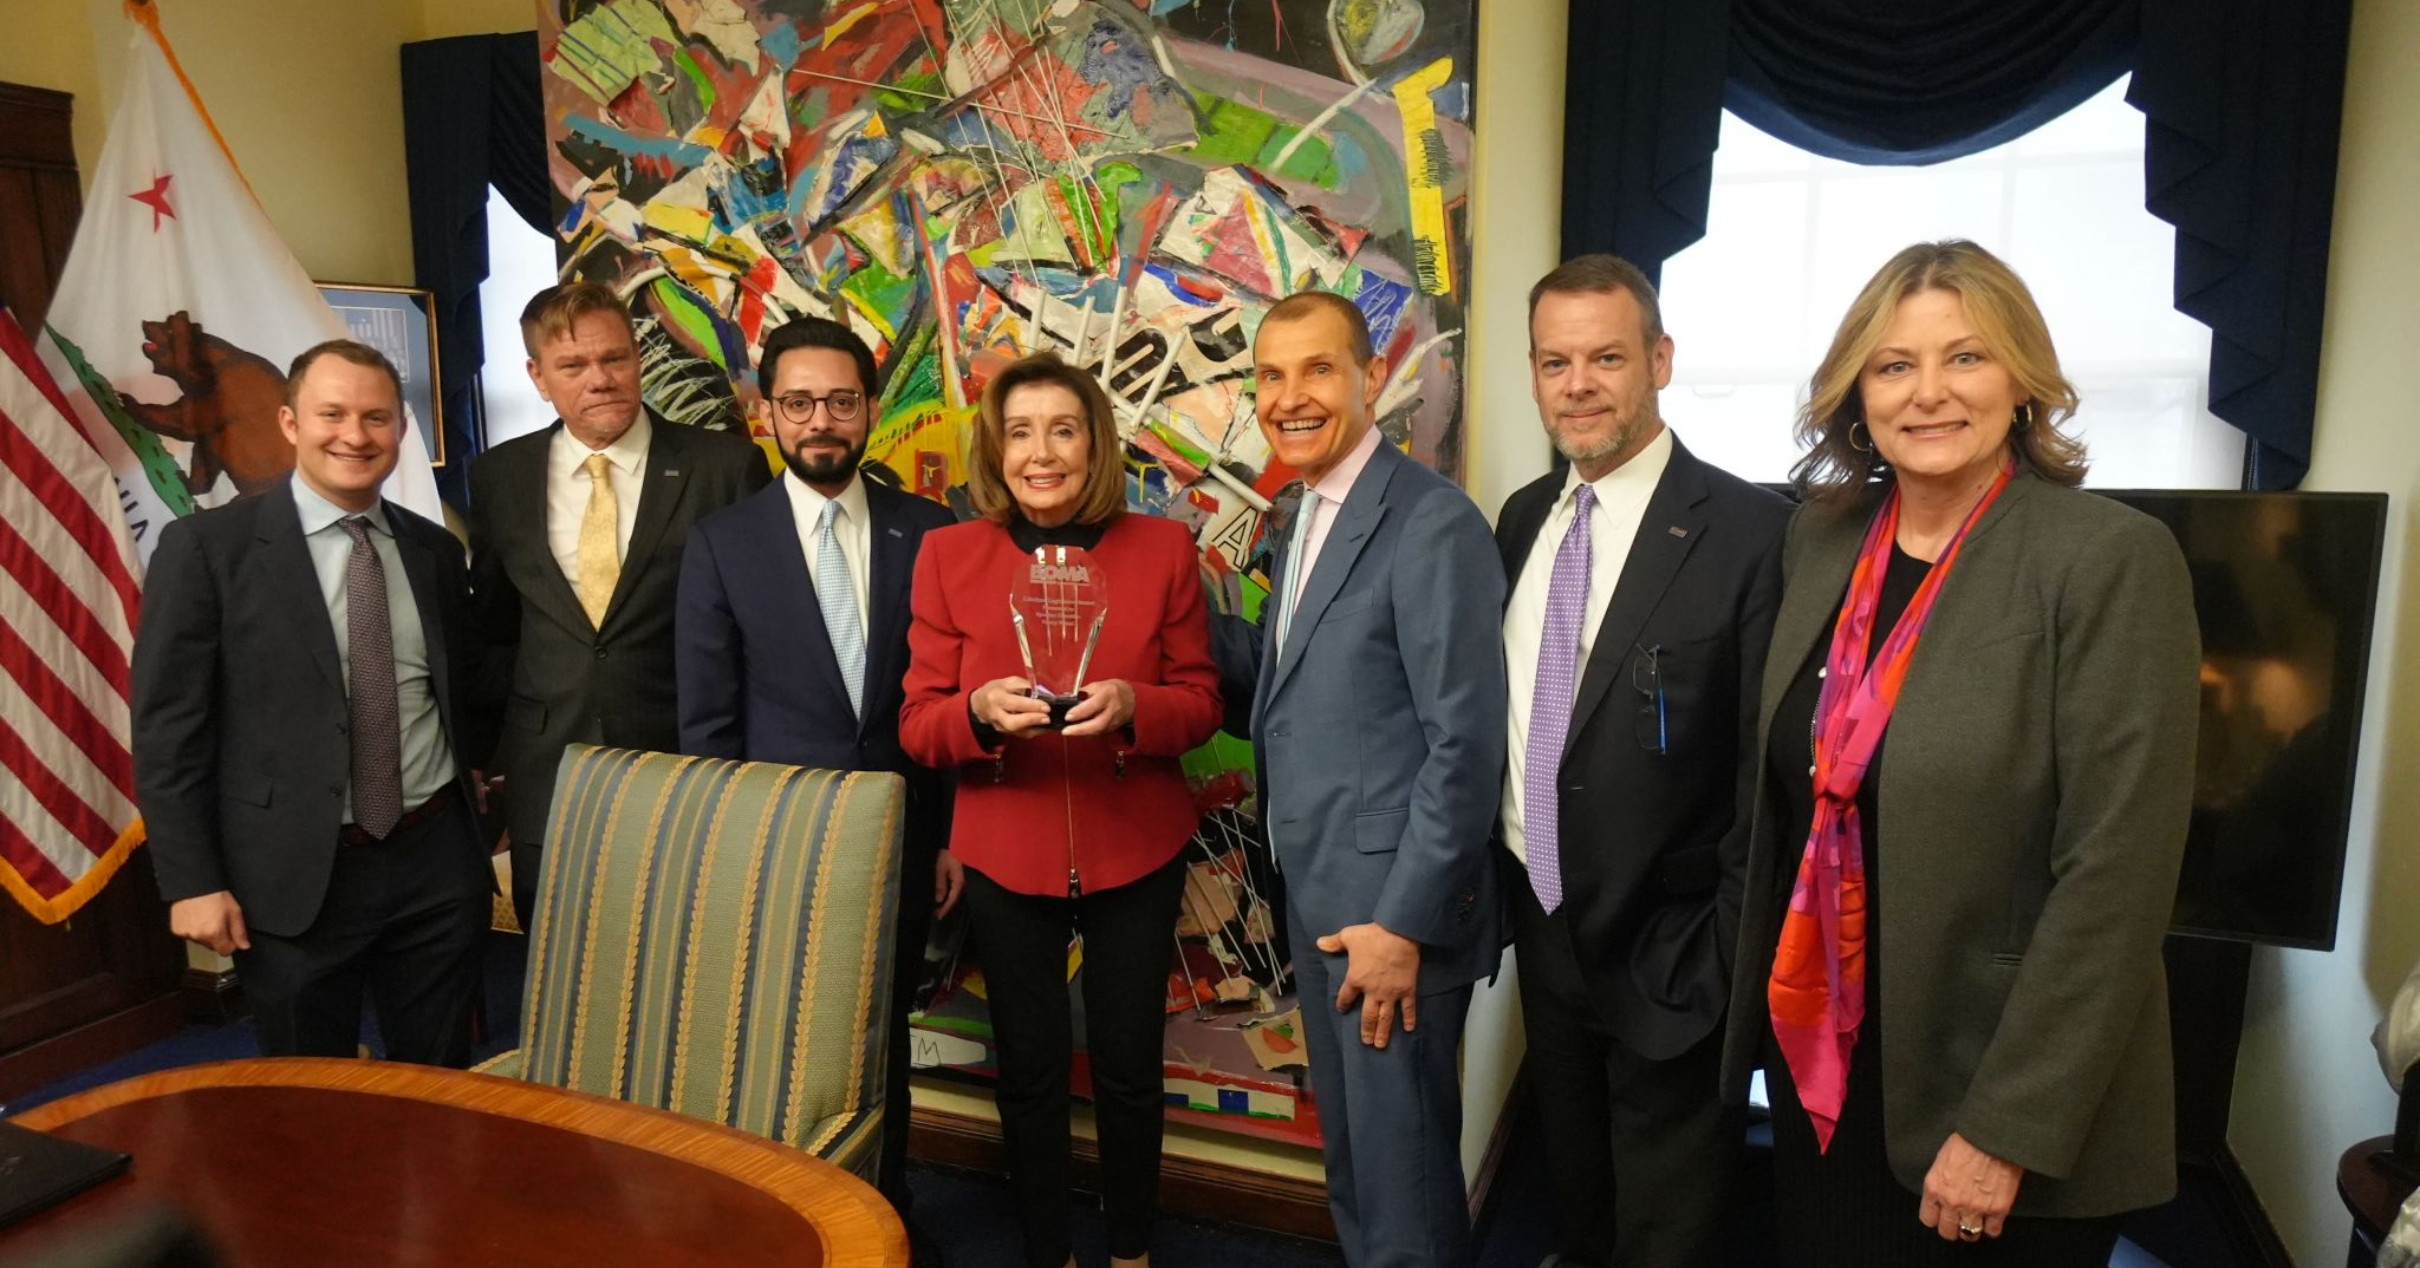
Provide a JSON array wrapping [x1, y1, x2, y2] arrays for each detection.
[[1217, 292, 1509, 1267], [674, 316, 959, 1250]]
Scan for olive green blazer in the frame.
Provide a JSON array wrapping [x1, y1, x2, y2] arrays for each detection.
[[1721, 471, 2200, 1218]]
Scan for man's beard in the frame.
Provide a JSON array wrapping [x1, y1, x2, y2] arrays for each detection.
[[1549, 401, 1654, 469], [783, 437, 866, 486]]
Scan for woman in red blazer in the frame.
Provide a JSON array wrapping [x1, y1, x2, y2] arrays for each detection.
[[900, 351, 1221, 1268]]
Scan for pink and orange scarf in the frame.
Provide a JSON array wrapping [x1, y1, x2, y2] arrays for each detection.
[[1768, 464, 2012, 1151]]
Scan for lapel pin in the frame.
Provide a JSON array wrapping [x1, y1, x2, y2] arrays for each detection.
[[665, 468, 682, 478], [887, 528, 904, 538], [1668, 525, 1689, 538]]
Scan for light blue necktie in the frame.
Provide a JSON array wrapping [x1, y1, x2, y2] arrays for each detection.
[[1274, 488, 1320, 648], [815, 499, 864, 720]]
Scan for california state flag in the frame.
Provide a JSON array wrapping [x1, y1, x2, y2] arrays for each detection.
[[40, 10, 440, 558]]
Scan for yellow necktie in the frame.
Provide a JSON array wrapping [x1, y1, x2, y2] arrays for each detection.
[[575, 452, 620, 627]]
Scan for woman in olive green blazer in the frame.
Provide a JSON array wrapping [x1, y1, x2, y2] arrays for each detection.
[[1723, 241, 2200, 1265]]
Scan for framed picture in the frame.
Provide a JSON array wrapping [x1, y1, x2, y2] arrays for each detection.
[[318, 283, 443, 466]]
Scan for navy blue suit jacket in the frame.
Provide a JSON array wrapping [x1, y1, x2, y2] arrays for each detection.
[[674, 475, 957, 862]]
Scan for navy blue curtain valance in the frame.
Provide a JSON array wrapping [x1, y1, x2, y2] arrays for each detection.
[[1562, 0, 2354, 489], [401, 32, 549, 506]]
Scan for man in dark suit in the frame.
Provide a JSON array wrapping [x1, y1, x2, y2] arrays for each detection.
[[467, 282, 770, 928], [134, 340, 496, 1065], [1213, 292, 1508, 1268], [1495, 256, 1788, 1268], [674, 315, 959, 1238]]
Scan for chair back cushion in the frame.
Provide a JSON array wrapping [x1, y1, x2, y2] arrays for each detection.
[[518, 745, 903, 1160]]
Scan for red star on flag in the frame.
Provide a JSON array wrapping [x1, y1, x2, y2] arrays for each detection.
[[129, 174, 176, 231]]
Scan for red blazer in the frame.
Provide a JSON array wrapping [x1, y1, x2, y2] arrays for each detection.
[[900, 513, 1223, 896]]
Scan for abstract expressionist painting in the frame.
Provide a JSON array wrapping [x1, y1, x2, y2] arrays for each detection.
[[537, 0, 1477, 1148]]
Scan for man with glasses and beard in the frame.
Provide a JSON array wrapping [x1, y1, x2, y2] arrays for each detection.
[[674, 315, 960, 1262]]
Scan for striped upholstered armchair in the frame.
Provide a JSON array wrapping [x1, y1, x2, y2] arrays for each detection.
[[475, 745, 905, 1180]]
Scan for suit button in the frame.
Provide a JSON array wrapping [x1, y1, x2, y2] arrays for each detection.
[[593, 644, 609, 660], [328, 785, 343, 798]]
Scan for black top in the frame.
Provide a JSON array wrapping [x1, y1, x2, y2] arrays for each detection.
[[1766, 542, 1933, 917], [1007, 513, 1109, 552]]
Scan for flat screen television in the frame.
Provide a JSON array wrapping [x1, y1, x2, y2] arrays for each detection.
[[2098, 490, 2385, 950]]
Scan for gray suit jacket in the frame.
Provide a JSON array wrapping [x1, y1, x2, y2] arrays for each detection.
[[1721, 471, 2199, 1217], [1225, 440, 1509, 991]]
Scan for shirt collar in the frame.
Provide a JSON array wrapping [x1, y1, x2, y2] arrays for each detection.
[[290, 471, 392, 537], [552, 411, 653, 476], [1559, 423, 1674, 509], [1307, 422, 1386, 507], [782, 468, 868, 529]]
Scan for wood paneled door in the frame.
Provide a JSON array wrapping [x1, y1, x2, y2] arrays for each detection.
[[0, 82, 81, 327], [0, 79, 188, 1103]]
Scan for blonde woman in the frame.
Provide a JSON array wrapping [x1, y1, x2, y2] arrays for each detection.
[[1724, 240, 2200, 1263]]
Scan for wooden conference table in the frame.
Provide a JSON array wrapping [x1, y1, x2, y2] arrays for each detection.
[[0, 1058, 906, 1267]]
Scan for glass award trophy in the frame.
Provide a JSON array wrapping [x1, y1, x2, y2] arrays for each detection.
[[1009, 545, 1108, 727]]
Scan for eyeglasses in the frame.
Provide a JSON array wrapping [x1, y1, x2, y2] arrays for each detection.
[[1632, 643, 1667, 755], [772, 390, 864, 423]]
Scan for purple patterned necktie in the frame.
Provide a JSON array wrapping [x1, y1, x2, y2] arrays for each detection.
[[340, 518, 403, 838], [1523, 484, 1594, 913]]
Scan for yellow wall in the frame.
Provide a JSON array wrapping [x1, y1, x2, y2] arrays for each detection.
[[1456, 0, 1567, 1185], [0, 0, 538, 286], [416, 0, 535, 40], [2228, 0, 2420, 1262], [0, 3, 107, 179]]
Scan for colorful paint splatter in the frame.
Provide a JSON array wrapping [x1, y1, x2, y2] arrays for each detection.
[[539, 0, 1477, 1148], [539, 0, 1473, 591]]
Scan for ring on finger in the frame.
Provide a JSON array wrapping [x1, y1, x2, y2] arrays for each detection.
[[1956, 1219, 1982, 1242]]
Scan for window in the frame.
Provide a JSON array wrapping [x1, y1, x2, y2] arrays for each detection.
[[1658, 77, 2244, 490], [479, 186, 563, 446]]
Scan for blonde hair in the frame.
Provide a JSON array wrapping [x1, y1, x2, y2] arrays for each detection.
[[518, 281, 636, 358], [1793, 240, 2087, 503], [964, 352, 1127, 526]]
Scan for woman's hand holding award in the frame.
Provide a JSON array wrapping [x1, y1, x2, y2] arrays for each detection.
[[1009, 545, 1108, 728]]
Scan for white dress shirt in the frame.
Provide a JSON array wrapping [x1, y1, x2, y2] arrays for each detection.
[[1282, 423, 1387, 625], [1500, 425, 1674, 869], [291, 473, 455, 814], [782, 469, 871, 642], [545, 413, 652, 583]]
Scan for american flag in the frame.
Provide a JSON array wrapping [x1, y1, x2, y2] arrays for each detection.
[[0, 308, 144, 923]]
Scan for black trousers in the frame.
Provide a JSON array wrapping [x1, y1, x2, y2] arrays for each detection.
[[962, 853, 1186, 1268], [1765, 1012, 2124, 1266], [235, 792, 487, 1067], [509, 836, 543, 935], [1513, 877, 1736, 1268]]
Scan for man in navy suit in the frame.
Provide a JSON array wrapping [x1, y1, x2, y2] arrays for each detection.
[[674, 316, 958, 1241], [1214, 292, 1509, 1268]]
